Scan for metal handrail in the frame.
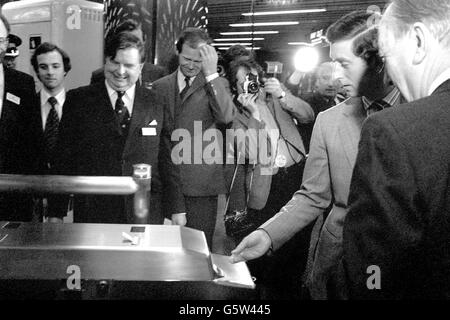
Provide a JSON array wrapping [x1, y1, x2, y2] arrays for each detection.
[[0, 164, 151, 223]]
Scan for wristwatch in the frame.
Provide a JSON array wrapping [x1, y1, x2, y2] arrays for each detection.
[[277, 91, 286, 99]]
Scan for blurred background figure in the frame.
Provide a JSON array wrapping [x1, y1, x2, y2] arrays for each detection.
[[3, 33, 21, 69], [286, 61, 348, 152]]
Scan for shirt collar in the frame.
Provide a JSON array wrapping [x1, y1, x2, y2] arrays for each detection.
[[177, 68, 196, 90], [428, 67, 450, 96], [362, 87, 402, 110], [40, 88, 66, 107], [105, 80, 136, 102]]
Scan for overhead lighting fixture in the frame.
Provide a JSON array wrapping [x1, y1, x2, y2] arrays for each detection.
[[220, 31, 279, 35], [218, 47, 261, 51], [214, 38, 264, 41], [230, 21, 299, 27], [242, 9, 326, 16], [211, 43, 252, 46], [288, 42, 313, 46]]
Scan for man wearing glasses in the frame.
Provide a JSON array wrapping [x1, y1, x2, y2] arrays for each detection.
[[49, 31, 185, 224], [0, 14, 39, 222]]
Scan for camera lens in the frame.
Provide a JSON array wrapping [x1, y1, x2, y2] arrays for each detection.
[[248, 81, 259, 94]]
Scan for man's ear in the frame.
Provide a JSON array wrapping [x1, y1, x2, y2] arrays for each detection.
[[412, 22, 429, 65]]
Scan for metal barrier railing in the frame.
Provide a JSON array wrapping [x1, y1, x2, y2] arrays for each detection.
[[0, 164, 151, 223]]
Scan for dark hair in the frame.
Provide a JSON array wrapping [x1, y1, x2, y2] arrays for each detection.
[[104, 31, 145, 63], [227, 58, 264, 93], [175, 27, 211, 53], [326, 10, 373, 43], [0, 14, 10, 34], [352, 26, 383, 71], [31, 42, 72, 73], [222, 45, 253, 76]]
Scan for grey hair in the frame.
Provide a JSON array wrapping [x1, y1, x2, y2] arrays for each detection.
[[383, 0, 450, 46]]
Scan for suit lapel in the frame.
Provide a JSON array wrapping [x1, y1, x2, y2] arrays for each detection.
[[123, 85, 148, 157], [338, 98, 366, 169], [167, 72, 178, 119], [181, 73, 205, 103]]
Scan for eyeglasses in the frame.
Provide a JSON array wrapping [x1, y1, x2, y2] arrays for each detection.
[[0, 37, 9, 45]]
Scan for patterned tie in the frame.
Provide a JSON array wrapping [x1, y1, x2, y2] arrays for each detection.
[[180, 77, 191, 100], [367, 99, 391, 117], [44, 96, 59, 165], [115, 91, 131, 136]]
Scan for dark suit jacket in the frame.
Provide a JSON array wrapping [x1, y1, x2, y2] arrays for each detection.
[[343, 80, 450, 299], [151, 71, 235, 197], [52, 81, 185, 223], [28, 91, 73, 175], [0, 68, 38, 221], [90, 63, 168, 87]]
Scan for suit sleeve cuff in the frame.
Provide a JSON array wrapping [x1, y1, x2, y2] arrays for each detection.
[[205, 73, 219, 82]]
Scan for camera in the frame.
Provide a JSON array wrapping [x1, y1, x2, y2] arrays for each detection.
[[243, 73, 261, 94]]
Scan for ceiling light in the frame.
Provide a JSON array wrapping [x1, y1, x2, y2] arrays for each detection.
[[218, 47, 261, 51], [242, 9, 326, 16], [220, 31, 279, 35], [288, 42, 312, 46], [230, 21, 299, 27], [211, 43, 252, 46], [214, 38, 264, 41]]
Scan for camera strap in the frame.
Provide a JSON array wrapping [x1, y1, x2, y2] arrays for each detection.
[[223, 152, 255, 216]]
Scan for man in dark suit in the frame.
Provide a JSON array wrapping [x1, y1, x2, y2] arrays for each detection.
[[0, 14, 38, 222], [28, 42, 72, 223], [152, 27, 235, 247], [343, 0, 450, 299], [51, 31, 185, 224], [90, 19, 168, 88]]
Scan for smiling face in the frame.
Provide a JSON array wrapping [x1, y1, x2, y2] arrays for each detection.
[[178, 43, 204, 78], [104, 47, 143, 91], [0, 19, 8, 64], [330, 37, 368, 97], [37, 50, 66, 95]]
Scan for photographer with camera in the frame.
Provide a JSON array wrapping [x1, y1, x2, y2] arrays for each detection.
[[224, 58, 314, 299]]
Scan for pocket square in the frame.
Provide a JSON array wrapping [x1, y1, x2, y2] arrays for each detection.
[[142, 127, 157, 136], [6, 93, 20, 105], [149, 120, 157, 126]]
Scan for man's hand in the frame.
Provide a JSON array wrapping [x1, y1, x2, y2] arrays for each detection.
[[199, 44, 218, 77], [237, 93, 260, 120], [263, 77, 284, 98], [230, 229, 272, 263], [171, 213, 187, 226]]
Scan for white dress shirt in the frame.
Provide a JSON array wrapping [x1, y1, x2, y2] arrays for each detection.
[[177, 69, 196, 93], [40, 88, 65, 130], [105, 80, 136, 115]]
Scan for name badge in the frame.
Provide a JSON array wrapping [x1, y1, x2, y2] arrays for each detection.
[[142, 127, 157, 136], [6, 93, 20, 105]]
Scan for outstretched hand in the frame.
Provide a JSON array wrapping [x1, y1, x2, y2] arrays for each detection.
[[229, 229, 272, 263]]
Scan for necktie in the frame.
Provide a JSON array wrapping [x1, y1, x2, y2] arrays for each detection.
[[180, 77, 190, 100], [367, 99, 391, 117], [115, 91, 131, 136], [44, 96, 59, 165]]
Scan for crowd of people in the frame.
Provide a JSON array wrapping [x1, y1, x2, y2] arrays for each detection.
[[0, 0, 449, 300]]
